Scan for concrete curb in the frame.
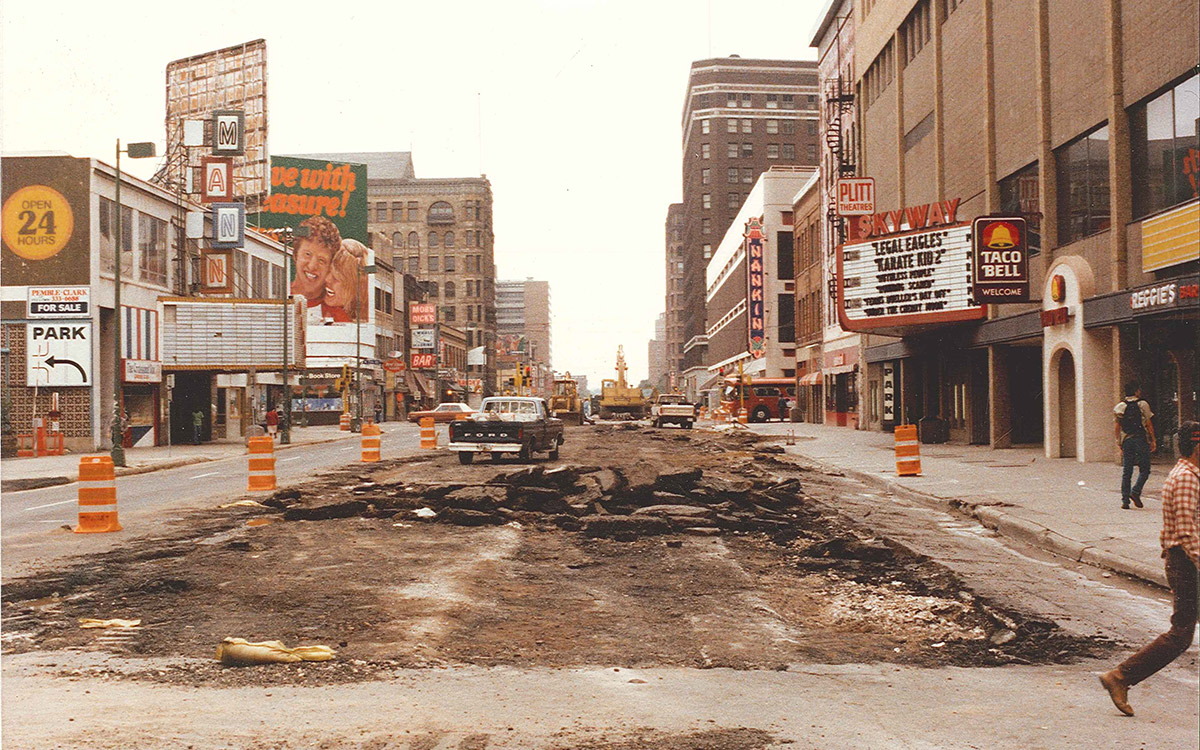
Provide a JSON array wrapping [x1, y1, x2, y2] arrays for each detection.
[[799, 457, 1170, 590]]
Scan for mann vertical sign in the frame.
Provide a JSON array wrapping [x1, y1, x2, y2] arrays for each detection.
[[744, 216, 766, 358], [971, 216, 1029, 303]]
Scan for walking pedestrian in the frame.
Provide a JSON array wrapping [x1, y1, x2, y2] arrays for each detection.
[[1114, 380, 1156, 509], [373, 402, 383, 424], [1099, 421, 1199, 716], [191, 409, 204, 445], [265, 406, 279, 440]]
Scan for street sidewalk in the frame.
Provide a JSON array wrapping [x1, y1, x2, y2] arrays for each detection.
[[0, 423, 370, 492], [738, 420, 1172, 589]]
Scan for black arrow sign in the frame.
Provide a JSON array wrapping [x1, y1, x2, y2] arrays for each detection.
[[44, 355, 87, 381]]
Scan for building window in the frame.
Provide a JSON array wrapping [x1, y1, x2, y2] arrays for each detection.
[[940, 0, 964, 19], [766, 94, 779, 109], [428, 255, 440, 272], [767, 144, 780, 159], [138, 214, 168, 286], [742, 167, 753, 183], [391, 201, 403, 221], [701, 119, 710, 134], [741, 119, 752, 134], [701, 143, 710, 159], [864, 39, 896, 109], [999, 162, 1043, 254], [428, 231, 440, 248], [445, 281, 456, 298], [701, 168, 711, 185], [408, 256, 420, 273], [428, 201, 454, 223], [727, 143, 738, 158], [1131, 73, 1200, 218], [233, 250, 249, 297], [782, 120, 796, 135], [741, 143, 753, 158], [1056, 124, 1111, 244], [741, 93, 752, 107], [427, 282, 439, 298], [727, 118, 739, 134], [407, 201, 419, 220], [805, 121, 815, 136], [728, 192, 741, 209], [444, 231, 455, 248], [776, 231, 794, 280], [392, 231, 404, 248], [271, 263, 285, 298], [727, 92, 738, 107], [783, 144, 796, 160], [901, 0, 932, 68], [778, 294, 795, 343], [445, 255, 457, 272], [767, 119, 779, 134], [375, 203, 387, 222], [443, 306, 456, 322], [727, 167, 739, 183], [408, 231, 419, 248], [702, 193, 711, 210], [782, 95, 795, 109], [702, 218, 712, 235]]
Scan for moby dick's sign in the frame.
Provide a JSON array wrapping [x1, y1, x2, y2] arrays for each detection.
[[838, 198, 985, 331], [745, 216, 766, 359]]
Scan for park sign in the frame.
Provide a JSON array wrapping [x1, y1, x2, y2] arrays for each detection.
[[837, 197, 984, 332], [971, 216, 1030, 303]]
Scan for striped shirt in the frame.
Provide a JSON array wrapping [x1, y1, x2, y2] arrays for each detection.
[[1159, 457, 1199, 567]]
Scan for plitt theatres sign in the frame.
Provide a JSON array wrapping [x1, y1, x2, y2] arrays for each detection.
[[838, 197, 984, 331], [744, 216, 766, 359], [971, 216, 1029, 303]]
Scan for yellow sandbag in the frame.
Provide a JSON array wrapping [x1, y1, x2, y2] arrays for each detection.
[[215, 637, 336, 666], [79, 618, 141, 629]]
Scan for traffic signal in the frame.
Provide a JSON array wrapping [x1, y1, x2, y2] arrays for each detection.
[[341, 364, 351, 383]]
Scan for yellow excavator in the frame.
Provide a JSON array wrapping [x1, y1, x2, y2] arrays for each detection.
[[548, 372, 585, 426], [598, 346, 648, 420]]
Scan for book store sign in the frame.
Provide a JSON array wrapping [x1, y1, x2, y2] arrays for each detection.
[[838, 198, 984, 331]]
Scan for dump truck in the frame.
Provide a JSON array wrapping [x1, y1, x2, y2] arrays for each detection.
[[548, 374, 585, 426], [597, 346, 648, 420]]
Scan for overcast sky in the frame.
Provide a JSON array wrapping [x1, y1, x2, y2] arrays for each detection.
[[1, 0, 821, 388]]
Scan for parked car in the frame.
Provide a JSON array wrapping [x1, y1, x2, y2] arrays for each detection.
[[448, 397, 564, 464], [407, 402, 475, 423]]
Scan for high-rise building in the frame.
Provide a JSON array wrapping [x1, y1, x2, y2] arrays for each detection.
[[297, 152, 497, 393], [677, 57, 821, 389], [648, 312, 668, 391], [496, 279, 552, 393], [664, 203, 685, 381]]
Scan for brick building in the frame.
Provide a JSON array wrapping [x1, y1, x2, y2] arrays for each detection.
[[676, 56, 822, 398], [792, 172, 825, 423], [664, 203, 685, 382], [832, 0, 1197, 461], [298, 152, 497, 394]]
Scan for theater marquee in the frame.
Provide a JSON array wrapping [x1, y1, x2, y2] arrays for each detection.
[[837, 198, 984, 332]]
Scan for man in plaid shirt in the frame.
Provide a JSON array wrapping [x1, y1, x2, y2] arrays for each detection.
[[1100, 420, 1199, 716]]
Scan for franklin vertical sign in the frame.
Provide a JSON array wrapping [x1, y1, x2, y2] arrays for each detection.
[[745, 217, 766, 358]]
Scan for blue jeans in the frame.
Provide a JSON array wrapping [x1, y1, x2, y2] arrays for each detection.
[[1121, 436, 1151, 505]]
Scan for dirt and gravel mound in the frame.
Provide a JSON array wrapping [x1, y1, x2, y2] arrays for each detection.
[[1, 425, 1111, 686]]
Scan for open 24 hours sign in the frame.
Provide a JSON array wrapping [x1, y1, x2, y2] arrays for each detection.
[[837, 222, 985, 331]]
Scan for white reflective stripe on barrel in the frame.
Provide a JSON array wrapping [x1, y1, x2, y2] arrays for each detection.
[[78, 503, 118, 512]]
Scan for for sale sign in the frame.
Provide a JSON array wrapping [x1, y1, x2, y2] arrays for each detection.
[[971, 217, 1029, 303], [28, 286, 89, 317], [836, 177, 875, 216]]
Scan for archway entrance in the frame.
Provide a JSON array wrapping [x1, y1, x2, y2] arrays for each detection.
[[1057, 350, 1077, 458]]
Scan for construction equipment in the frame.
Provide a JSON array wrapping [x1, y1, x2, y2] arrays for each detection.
[[598, 346, 648, 420], [548, 372, 585, 426]]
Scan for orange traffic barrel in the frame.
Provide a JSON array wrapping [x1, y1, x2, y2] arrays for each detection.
[[75, 456, 121, 533], [894, 424, 921, 476], [247, 436, 277, 491], [737, 411, 748, 425], [339, 412, 351, 431], [419, 417, 437, 450], [361, 422, 381, 462]]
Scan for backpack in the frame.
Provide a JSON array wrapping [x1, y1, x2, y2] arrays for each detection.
[[1120, 398, 1145, 439]]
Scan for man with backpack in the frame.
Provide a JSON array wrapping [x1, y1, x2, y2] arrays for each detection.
[[1114, 380, 1156, 509]]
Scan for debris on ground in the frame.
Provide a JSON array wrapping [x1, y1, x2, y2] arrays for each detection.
[[215, 638, 336, 666], [78, 618, 141, 629]]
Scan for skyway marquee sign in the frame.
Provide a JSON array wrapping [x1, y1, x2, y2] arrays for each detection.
[[838, 198, 985, 331]]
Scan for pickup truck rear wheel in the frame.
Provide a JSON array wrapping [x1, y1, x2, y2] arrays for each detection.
[[548, 442, 560, 460], [458, 452, 474, 465], [519, 441, 532, 461]]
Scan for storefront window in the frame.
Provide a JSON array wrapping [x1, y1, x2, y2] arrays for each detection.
[[1056, 124, 1111, 244], [1131, 73, 1200, 218], [999, 162, 1042, 254]]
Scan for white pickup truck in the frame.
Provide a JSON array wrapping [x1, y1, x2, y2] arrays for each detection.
[[651, 394, 696, 429]]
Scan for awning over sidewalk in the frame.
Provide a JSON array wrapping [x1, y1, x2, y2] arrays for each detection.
[[798, 370, 823, 386], [698, 372, 724, 392], [406, 371, 431, 397]]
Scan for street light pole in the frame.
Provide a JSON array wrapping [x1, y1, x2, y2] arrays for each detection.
[[280, 228, 291, 444], [111, 139, 155, 467]]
